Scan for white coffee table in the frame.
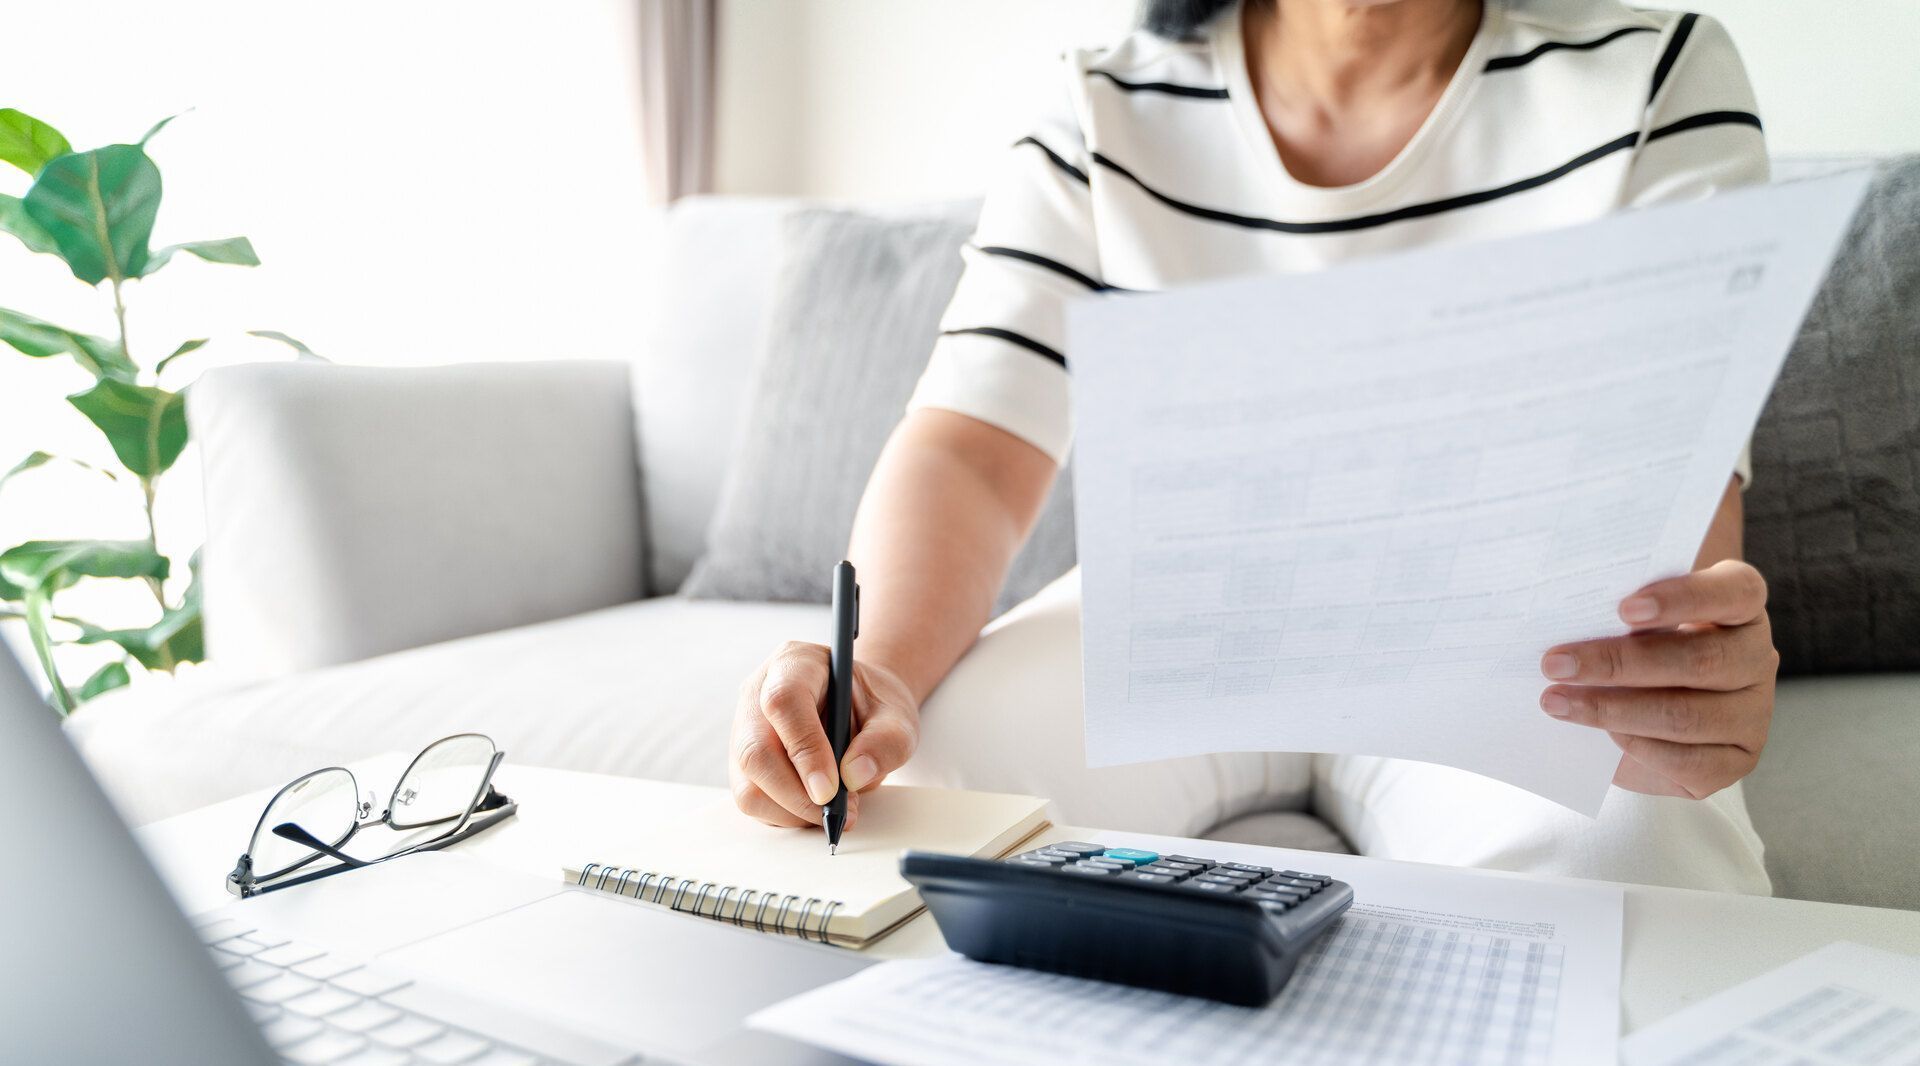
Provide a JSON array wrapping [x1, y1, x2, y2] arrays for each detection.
[[134, 758, 1920, 1035]]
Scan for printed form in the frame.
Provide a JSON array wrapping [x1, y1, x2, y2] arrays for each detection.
[[1066, 173, 1870, 814], [752, 832, 1624, 1066], [1623, 942, 1920, 1066]]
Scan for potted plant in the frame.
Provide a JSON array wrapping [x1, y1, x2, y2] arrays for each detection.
[[0, 107, 315, 714]]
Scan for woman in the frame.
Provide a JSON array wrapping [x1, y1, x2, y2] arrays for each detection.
[[727, 0, 1777, 892]]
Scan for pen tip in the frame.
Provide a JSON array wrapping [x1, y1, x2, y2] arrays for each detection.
[[830, 845, 837, 856]]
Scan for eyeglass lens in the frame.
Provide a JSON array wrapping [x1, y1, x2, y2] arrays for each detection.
[[387, 734, 497, 831], [248, 768, 359, 880]]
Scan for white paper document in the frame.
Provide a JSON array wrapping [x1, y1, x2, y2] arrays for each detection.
[[1066, 173, 1871, 814], [752, 832, 1623, 1066], [1623, 942, 1920, 1066]]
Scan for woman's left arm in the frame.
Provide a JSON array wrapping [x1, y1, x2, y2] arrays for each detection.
[[1539, 477, 1777, 798]]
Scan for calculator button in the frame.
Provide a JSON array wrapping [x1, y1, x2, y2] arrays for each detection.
[[1281, 871, 1332, 883], [1101, 849, 1160, 866], [1184, 880, 1242, 894], [1195, 874, 1249, 887], [1060, 864, 1120, 877], [1140, 865, 1193, 879], [1207, 869, 1262, 882], [1047, 842, 1107, 857], [1018, 851, 1069, 864], [1265, 876, 1319, 891], [1078, 859, 1129, 871], [1124, 872, 1176, 884], [1166, 855, 1217, 867], [1220, 863, 1272, 876], [1009, 859, 1061, 870], [1151, 860, 1204, 873], [1255, 886, 1308, 902]]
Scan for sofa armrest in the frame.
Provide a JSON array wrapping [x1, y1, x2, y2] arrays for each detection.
[[191, 361, 646, 679]]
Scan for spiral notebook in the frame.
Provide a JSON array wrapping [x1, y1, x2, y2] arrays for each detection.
[[563, 785, 1049, 949]]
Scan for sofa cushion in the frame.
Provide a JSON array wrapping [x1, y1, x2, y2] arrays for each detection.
[[192, 361, 648, 679], [682, 207, 1077, 615], [1743, 672, 1920, 911], [1747, 156, 1920, 674], [68, 596, 825, 826]]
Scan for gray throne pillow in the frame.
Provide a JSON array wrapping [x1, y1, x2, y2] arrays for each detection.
[[682, 207, 1076, 613], [1746, 156, 1920, 674]]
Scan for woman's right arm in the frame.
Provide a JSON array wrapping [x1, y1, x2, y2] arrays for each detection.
[[727, 407, 1058, 828]]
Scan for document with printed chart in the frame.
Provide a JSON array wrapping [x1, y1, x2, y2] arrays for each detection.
[[1622, 942, 1920, 1066], [752, 831, 1624, 1066], [1066, 172, 1871, 815]]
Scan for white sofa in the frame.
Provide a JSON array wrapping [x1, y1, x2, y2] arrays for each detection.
[[67, 194, 1920, 912]]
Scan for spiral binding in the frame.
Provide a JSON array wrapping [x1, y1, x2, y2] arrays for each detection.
[[575, 863, 844, 944]]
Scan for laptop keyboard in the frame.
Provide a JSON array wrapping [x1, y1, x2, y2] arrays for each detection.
[[196, 916, 640, 1065]]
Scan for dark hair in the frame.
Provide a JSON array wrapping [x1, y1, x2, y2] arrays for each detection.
[[1139, 0, 1237, 39]]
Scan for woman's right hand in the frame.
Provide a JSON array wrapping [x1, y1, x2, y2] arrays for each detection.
[[729, 641, 921, 830]]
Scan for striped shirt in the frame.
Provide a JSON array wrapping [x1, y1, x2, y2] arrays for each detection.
[[909, 0, 1767, 482]]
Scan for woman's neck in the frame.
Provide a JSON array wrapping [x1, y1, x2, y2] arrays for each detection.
[[1250, 0, 1481, 106], [1242, 0, 1482, 187]]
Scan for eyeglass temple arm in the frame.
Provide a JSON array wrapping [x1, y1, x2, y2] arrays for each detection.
[[272, 822, 373, 868]]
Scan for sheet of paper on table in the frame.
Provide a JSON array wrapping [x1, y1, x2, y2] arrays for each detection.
[[750, 832, 1624, 1066], [1623, 941, 1920, 1066], [1066, 172, 1871, 815]]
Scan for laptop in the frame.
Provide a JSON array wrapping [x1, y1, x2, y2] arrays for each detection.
[[0, 646, 866, 1065]]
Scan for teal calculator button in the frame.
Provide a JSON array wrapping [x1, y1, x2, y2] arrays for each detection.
[[1102, 848, 1160, 865]]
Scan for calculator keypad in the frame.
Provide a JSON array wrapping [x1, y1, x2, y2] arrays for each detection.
[[1009, 845, 1336, 910]]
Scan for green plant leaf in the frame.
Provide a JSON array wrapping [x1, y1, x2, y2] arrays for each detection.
[[0, 193, 62, 255], [155, 338, 208, 376], [139, 111, 187, 145], [73, 551, 201, 670], [23, 584, 73, 714], [0, 570, 23, 602], [142, 235, 258, 276], [0, 539, 170, 594], [0, 305, 137, 381], [23, 143, 162, 286], [76, 660, 131, 702], [67, 379, 189, 478], [0, 108, 71, 176], [1, 451, 55, 486], [248, 329, 328, 362]]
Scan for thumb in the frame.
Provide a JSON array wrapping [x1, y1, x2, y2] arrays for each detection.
[[840, 681, 918, 793]]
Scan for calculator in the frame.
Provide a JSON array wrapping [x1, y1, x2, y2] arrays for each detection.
[[900, 842, 1353, 1006]]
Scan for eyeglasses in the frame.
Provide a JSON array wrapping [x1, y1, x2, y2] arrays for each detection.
[[226, 733, 517, 899]]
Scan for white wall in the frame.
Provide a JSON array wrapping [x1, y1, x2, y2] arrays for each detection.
[[0, 1, 653, 685], [713, 0, 1920, 199]]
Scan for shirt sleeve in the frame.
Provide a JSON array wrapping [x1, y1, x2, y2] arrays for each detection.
[[1620, 13, 1769, 488], [905, 71, 1096, 465]]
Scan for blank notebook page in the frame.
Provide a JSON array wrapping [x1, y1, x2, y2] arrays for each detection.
[[563, 785, 1049, 945]]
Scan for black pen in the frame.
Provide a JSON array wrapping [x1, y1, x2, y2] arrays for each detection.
[[824, 561, 859, 855]]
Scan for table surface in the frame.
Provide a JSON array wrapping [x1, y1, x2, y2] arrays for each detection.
[[136, 758, 1920, 1035]]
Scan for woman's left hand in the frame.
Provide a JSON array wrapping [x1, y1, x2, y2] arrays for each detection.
[[1539, 559, 1778, 799]]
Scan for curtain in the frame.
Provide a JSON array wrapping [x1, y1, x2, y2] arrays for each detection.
[[638, 0, 716, 205]]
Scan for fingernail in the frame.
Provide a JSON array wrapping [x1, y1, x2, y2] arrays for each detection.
[[1542, 653, 1578, 680], [1620, 596, 1659, 624], [1541, 691, 1572, 718], [806, 772, 833, 805], [843, 755, 878, 792]]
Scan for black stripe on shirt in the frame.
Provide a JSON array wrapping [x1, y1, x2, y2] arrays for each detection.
[[941, 327, 1069, 369], [1088, 70, 1230, 99], [1014, 136, 1089, 185], [975, 245, 1118, 293], [1648, 13, 1699, 103], [1483, 26, 1657, 72], [1646, 109, 1762, 142], [1091, 131, 1641, 235]]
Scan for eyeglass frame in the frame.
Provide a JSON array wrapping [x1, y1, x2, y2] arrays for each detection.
[[225, 733, 518, 899]]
